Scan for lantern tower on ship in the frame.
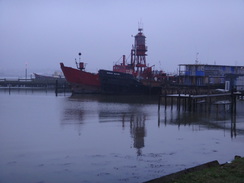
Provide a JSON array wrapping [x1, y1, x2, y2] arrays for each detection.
[[131, 27, 147, 72]]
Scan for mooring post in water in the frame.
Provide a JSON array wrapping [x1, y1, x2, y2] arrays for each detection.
[[63, 84, 66, 95], [55, 79, 58, 96], [164, 90, 167, 110], [177, 91, 181, 111], [208, 96, 212, 112], [188, 95, 192, 111], [234, 94, 237, 113], [231, 111, 237, 138], [45, 84, 47, 93], [171, 96, 173, 110], [231, 89, 233, 113], [8, 85, 11, 95], [231, 89, 237, 114], [158, 109, 160, 127], [158, 95, 161, 112], [184, 97, 187, 111], [193, 98, 197, 112], [204, 96, 208, 112]]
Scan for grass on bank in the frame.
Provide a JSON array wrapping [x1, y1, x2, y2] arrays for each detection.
[[172, 157, 244, 183]]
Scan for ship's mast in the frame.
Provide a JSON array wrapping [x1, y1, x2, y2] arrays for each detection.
[[76, 52, 85, 71], [131, 26, 147, 73], [79, 52, 82, 63]]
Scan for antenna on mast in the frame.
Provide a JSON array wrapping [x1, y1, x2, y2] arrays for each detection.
[[78, 52, 82, 63], [76, 52, 85, 71], [138, 19, 143, 32], [195, 52, 199, 64]]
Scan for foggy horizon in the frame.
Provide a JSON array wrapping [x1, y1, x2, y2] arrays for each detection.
[[1, 0, 244, 77]]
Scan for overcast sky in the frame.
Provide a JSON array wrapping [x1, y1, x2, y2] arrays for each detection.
[[0, 0, 244, 77]]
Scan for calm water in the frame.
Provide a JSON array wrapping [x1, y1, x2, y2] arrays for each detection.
[[0, 90, 244, 183]]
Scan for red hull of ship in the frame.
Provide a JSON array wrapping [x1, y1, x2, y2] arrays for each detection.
[[60, 63, 101, 94]]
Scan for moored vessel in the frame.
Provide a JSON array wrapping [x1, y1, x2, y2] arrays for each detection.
[[60, 53, 100, 94], [60, 27, 166, 95]]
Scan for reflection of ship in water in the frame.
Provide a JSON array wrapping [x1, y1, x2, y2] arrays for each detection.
[[160, 100, 244, 138], [60, 97, 95, 136], [60, 95, 151, 155], [130, 114, 146, 156], [99, 110, 147, 156], [61, 108, 85, 136]]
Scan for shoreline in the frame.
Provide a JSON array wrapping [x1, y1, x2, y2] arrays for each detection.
[[144, 155, 243, 183]]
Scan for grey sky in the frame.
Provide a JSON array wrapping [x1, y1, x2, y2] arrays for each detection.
[[0, 0, 244, 76]]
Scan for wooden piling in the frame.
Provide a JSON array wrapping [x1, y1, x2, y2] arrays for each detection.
[[55, 79, 58, 96], [164, 93, 167, 110], [158, 95, 161, 112], [158, 90, 238, 114]]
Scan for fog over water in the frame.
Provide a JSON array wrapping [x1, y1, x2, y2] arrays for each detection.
[[1, 0, 244, 77]]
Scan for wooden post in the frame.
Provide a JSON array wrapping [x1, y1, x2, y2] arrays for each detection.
[[184, 97, 187, 111], [192, 98, 195, 112], [231, 91, 237, 114], [204, 96, 207, 112], [195, 98, 197, 111], [208, 97, 212, 112], [177, 92, 180, 111], [178, 95, 181, 111], [63, 84, 66, 95], [8, 85, 11, 95], [188, 95, 192, 111], [158, 95, 161, 112], [55, 79, 58, 96], [164, 90, 167, 110]]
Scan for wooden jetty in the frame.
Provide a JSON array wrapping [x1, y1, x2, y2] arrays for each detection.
[[0, 78, 70, 95], [158, 91, 242, 113]]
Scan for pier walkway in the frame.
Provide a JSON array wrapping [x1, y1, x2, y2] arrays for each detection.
[[158, 91, 243, 113]]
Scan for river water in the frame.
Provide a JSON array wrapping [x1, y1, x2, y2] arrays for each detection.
[[0, 90, 244, 183]]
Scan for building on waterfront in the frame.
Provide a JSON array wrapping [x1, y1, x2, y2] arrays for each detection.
[[225, 74, 244, 92], [178, 64, 244, 89]]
